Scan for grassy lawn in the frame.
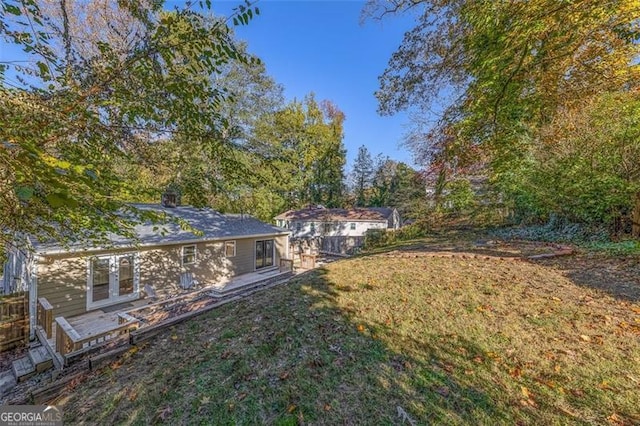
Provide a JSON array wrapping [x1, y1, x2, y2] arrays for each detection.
[[59, 231, 640, 425]]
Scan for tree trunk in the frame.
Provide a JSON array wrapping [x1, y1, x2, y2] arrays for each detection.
[[632, 192, 640, 238]]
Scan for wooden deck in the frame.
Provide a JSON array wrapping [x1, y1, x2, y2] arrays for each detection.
[[209, 266, 285, 293], [38, 267, 294, 360]]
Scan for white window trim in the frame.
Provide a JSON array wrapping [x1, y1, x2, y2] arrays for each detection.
[[225, 240, 236, 257], [181, 245, 197, 266]]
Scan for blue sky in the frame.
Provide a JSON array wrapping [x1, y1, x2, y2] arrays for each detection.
[[1, 0, 420, 169], [210, 0, 419, 169]]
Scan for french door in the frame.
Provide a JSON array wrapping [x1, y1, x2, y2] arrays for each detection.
[[255, 240, 274, 270], [88, 253, 139, 309]]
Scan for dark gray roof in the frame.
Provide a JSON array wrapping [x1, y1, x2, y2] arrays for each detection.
[[34, 204, 289, 254]]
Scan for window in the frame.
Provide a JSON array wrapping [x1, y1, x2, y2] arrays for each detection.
[[323, 223, 332, 233], [225, 241, 236, 257], [350, 223, 356, 230], [182, 245, 196, 265], [310, 222, 316, 233], [296, 222, 302, 232]]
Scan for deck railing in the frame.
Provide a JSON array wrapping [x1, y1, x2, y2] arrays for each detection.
[[279, 258, 294, 272], [37, 297, 54, 338], [54, 315, 140, 357], [300, 254, 316, 270]]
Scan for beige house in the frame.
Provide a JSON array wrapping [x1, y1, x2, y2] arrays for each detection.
[[2, 204, 290, 334]]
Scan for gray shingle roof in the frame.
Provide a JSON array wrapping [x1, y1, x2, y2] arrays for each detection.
[[34, 204, 289, 254]]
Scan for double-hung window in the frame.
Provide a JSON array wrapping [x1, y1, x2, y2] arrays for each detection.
[[182, 245, 196, 265]]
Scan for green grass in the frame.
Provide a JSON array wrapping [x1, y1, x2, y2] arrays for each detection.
[[60, 234, 640, 425], [585, 240, 640, 256]]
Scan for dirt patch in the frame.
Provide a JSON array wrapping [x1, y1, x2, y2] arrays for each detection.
[[0, 345, 29, 372]]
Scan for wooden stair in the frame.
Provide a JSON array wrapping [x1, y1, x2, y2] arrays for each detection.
[[209, 271, 293, 298], [8, 345, 54, 386]]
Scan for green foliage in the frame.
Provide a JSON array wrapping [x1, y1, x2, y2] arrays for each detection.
[[363, 223, 428, 250], [0, 1, 263, 253], [496, 92, 640, 231], [492, 216, 610, 244], [253, 95, 347, 216], [352, 145, 374, 206], [585, 240, 640, 256], [443, 179, 475, 213], [373, 0, 640, 237]]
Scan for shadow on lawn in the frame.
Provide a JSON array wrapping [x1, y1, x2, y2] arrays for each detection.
[[294, 268, 524, 424], [295, 267, 640, 424], [360, 229, 640, 303], [534, 256, 640, 302]]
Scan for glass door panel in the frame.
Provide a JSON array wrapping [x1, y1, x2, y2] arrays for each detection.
[[255, 241, 264, 269], [91, 258, 110, 303], [118, 255, 134, 296], [264, 240, 274, 267]]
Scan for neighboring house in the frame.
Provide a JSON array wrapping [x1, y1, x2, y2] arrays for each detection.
[[274, 205, 401, 254], [2, 203, 290, 335]]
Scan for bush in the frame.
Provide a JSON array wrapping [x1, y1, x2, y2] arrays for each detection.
[[491, 215, 610, 244], [363, 223, 428, 250]]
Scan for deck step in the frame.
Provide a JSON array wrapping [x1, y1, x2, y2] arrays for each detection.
[[0, 370, 17, 397], [12, 356, 35, 383], [210, 271, 293, 297], [28, 346, 54, 373]]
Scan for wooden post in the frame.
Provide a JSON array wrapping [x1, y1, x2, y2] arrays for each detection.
[[55, 317, 81, 356], [37, 297, 54, 338], [279, 258, 294, 272], [632, 192, 640, 238], [300, 254, 316, 270]]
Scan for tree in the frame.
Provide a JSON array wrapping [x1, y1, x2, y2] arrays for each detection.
[[0, 0, 261, 256], [369, 0, 640, 233], [251, 95, 347, 217], [370, 158, 426, 218], [498, 91, 640, 233], [351, 145, 374, 206]]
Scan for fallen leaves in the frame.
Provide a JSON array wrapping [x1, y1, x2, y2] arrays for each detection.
[[509, 367, 523, 378], [520, 386, 537, 408]]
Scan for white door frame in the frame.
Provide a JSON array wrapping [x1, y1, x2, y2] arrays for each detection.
[[86, 253, 140, 310]]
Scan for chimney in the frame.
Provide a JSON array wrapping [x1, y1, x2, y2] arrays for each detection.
[[161, 187, 181, 208]]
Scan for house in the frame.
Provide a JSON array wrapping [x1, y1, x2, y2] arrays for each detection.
[[274, 206, 401, 254], [2, 203, 291, 339]]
